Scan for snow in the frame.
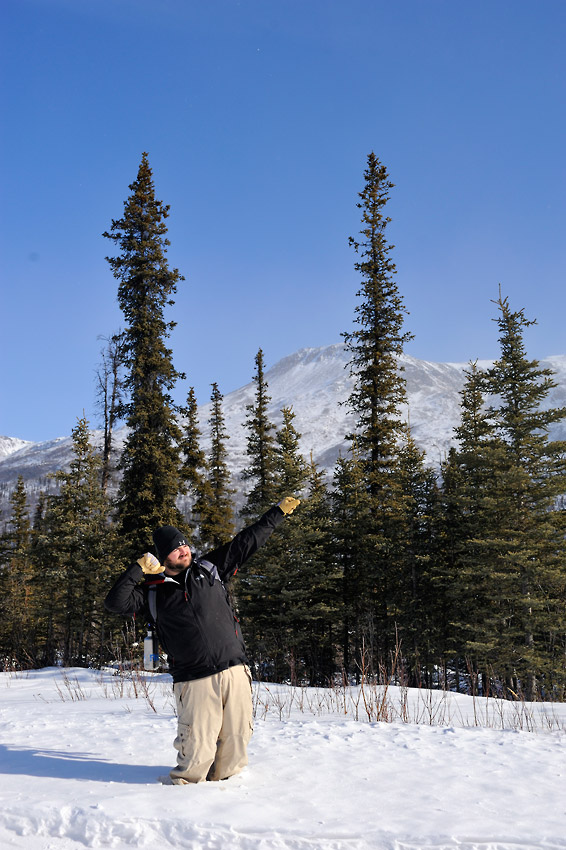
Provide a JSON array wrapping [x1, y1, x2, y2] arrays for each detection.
[[1, 668, 565, 850], [0, 436, 34, 462]]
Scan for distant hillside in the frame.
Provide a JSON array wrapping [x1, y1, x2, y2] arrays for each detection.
[[2, 343, 566, 517]]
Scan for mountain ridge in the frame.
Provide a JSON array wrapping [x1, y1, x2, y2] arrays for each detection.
[[2, 343, 566, 515]]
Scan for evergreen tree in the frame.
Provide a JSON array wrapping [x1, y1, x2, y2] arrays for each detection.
[[342, 152, 412, 482], [28, 490, 57, 666], [393, 433, 442, 686], [481, 294, 566, 697], [341, 152, 413, 669], [197, 383, 235, 549], [178, 386, 206, 535], [234, 349, 280, 677], [241, 348, 278, 519], [279, 459, 340, 685], [103, 152, 185, 552], [0, 477, 36, 667], [331, 444, 374, 680], [237, 405, 307, 680], [39, 418, 119, 667], [249, 407, 310, 679], [238, 406, 340, 685], [439, 362, 502, 692], [441, 298, 566, 698], [179, 387, 206, 493], [275, 407, 308, 495]]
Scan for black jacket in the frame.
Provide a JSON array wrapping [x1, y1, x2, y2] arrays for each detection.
[[104, 505, 285, 683]]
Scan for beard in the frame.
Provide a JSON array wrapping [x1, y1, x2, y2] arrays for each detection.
[[164, 552, 192, 571]]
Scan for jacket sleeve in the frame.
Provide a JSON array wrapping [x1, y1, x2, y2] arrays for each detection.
[[205, 504, 285, 582], [104, 562, 147, 617]]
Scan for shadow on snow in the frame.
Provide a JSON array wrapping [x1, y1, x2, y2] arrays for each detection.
[[0, 743, 168, 784]]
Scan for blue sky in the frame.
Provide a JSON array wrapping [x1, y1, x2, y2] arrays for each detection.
[[1, 0, 565, 442]]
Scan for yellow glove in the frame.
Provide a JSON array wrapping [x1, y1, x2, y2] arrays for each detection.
[[137, 553, 164, 574], [278, 496, 300, 515]]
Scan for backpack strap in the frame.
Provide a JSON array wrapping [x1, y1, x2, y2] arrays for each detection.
[[144, 574, 177, 624], [148, 585, 158, 625], [197, 558, 221, 585]]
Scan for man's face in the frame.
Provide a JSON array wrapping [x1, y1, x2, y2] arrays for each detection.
[[164, 545, 192, 574]]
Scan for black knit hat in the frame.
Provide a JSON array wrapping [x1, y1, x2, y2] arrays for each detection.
[[152, 526, 188, 563]]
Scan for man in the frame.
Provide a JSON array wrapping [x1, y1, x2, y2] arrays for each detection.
[[104, 496, 300, 784]]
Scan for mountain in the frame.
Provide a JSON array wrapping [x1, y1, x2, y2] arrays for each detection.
[[2, 343, 566, 517], [0, 436, 33, 461]]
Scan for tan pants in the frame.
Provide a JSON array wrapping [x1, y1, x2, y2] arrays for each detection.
[[169, 664, 253, 784]]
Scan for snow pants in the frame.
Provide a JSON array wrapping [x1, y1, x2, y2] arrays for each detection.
[[169, 664, 253, 784]]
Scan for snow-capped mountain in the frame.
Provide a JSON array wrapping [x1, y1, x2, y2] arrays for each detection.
[[0, 436, 33, 462], [2, 343, 566, 516]]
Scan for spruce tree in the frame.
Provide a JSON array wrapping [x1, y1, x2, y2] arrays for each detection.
[[0, 477, 36, 667], [442, 298, 566, 698], [197, 383, 235, 549], [241, 348, 278, 519], [343, 152, 412, 481], [439, 362, 502, 692], [393, 433, 441, 686], [234, 349, 279, 675], [237, 406, 341, 685], [331, 444, 374, 680], [103, 152, 185, 552], [341, 152, 413, 669], [275, 406, 308, 495], [279, 459, 340, 685], [28, 490, 58, 667], [262, 407, 310, 680], [179, 387, 206, 493], [237, 405, 306, 680], [482, 294, 566, 697], [178, 386, 206, 535], [39, 418, 119, 667]]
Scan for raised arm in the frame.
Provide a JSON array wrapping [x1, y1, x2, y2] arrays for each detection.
[[206, 498, 299, 581]]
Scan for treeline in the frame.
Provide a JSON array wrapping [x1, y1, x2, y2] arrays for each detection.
[[1, 152, 565, 699]]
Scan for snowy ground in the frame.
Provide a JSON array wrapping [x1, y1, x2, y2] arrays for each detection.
[[1, 668, 565, 850]]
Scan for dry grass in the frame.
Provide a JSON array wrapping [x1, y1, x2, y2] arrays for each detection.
[[7, 666, 565, 733]]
